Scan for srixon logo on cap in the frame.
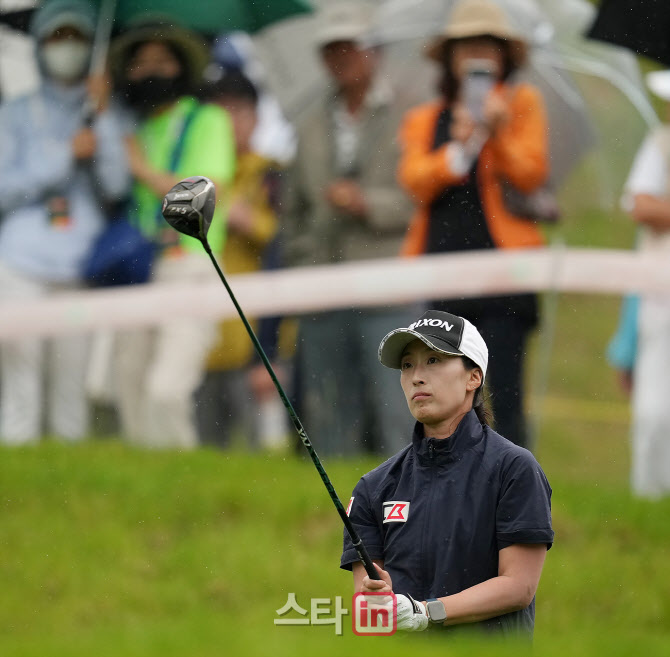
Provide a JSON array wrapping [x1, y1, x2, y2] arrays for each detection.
[[407, 313, 465, 347], [408, 318, 454, 332]]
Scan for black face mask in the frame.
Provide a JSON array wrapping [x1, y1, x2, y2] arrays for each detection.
[[123, 75, 188, 112]]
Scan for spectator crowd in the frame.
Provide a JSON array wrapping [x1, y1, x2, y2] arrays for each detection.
[[0, 0, 666, 498]]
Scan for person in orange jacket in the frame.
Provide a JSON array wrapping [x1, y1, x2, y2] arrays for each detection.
[[396, 0, 550, 449]]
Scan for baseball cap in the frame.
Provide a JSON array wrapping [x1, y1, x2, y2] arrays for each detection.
[[378, 310, 488, 380], [314, 1, 374, 49]]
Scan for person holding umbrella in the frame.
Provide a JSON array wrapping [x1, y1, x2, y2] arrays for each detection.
[[397, 0, 550, 449], [109, 21, 236, 449], [0, 0, 130, 445], [342, 309, 553, 636]]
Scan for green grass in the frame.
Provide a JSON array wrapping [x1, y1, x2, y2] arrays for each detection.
[[1, 429, 669, 657]]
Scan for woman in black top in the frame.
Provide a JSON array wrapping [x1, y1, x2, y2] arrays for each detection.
[[397, 0, 551, 448]]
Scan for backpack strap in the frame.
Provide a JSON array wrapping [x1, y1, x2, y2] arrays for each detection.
[[168, 102, 200, 173], [154, 101, 201, 230]]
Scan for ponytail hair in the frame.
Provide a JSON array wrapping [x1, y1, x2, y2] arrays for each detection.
[[462, 357, 494, 427]]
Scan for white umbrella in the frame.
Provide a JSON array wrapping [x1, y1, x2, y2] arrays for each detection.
[[366, 0, 656, 187], [253, 0, 655, 197]]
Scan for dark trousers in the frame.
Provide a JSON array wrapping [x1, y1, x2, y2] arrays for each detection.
[[477, 315, 531, 449], [294, 307, 417, 458], [433, 296, 536, 449]]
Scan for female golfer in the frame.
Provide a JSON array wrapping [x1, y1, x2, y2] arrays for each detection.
[[340, 310, 553, 636], [397, 0, 551, 449]]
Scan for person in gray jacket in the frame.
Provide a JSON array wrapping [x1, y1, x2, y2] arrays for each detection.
[[280, 2, 421, 457], [0, 0, 130, 444]]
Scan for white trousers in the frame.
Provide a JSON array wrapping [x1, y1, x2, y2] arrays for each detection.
[[114, 254, 218, 449], [0, 262, 90, 444], [632, 294, 670, 498]]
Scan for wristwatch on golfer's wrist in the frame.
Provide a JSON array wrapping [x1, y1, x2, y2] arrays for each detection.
[[425, 598, 447, 624]]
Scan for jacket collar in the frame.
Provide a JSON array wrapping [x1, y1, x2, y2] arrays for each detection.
[[412, 410, 484, 466]]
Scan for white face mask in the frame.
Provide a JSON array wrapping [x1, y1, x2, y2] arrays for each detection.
[[41, 41, 91, 82]]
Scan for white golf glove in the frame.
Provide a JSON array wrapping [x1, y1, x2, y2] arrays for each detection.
[[394, 594, 429, 632]]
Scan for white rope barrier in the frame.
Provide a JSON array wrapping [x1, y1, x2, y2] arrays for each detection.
[[0, 247, 667, 340]]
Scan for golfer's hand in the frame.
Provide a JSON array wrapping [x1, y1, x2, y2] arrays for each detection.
[[360, 562, 393, 594], [395, 594, 429, 632]]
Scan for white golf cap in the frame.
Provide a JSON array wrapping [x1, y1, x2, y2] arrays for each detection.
[[378, 310, 488, 380]]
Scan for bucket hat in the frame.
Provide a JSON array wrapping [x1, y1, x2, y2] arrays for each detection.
[[110, 20, 209, 87], [426, 0, 527, 69]]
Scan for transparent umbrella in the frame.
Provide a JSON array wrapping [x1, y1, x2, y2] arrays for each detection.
[[367, 0, 657, 191], [535, 0, 658, 201], [253, 0, 656, 201]]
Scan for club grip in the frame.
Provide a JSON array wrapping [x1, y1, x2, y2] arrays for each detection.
[[352, 537, 381, 580]]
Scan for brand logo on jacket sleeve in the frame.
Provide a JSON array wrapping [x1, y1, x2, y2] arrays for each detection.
[[382, 501, 410, 523]]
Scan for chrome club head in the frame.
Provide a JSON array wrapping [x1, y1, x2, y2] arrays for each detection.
[[162, 176, 216, 243]]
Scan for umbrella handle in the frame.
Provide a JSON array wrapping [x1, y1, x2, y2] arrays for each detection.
[[90, 0, 117, 77], [84, 0, 117, 123]]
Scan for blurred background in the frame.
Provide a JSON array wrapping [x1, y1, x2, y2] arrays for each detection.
[[0, 0, 669, 655]]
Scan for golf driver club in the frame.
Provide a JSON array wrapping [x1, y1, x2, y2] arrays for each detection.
[[162, 176, 380, 580]]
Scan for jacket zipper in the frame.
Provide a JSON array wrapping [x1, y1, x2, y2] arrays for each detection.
[[420, 438, 438, 598]]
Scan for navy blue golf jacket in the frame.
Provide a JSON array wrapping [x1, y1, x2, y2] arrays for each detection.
[[341, 410, 553, 635]]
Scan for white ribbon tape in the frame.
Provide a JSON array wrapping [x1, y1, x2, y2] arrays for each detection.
[[0, 248, 667, 340]]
